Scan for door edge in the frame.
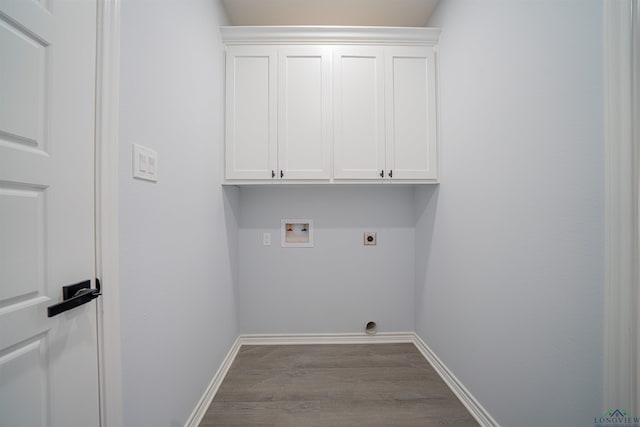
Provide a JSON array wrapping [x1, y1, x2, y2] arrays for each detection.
[[95, 1, 123, 426]]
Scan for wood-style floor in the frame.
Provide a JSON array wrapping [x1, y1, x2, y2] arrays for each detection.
[[200, 343, 479, 427]]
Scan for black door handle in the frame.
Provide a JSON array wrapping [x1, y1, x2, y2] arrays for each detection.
[[47, 279, 101, 317]]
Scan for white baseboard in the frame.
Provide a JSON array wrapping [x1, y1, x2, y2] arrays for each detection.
[[239, 331, 416, 345], [412, 334, 499, 427], [183, 336, 242, 427], [185, 332, 498, 427]]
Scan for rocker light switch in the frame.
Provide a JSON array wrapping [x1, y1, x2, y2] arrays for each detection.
[[133, 144, 158, 182]]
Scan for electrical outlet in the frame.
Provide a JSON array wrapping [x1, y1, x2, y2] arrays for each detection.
[[364, 232, 377, 246], [263, 232, 271, 246]]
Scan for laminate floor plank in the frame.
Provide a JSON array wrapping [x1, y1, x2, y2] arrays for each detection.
[[200, 343, 479, 427]]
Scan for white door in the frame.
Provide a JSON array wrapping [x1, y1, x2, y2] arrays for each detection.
[[333, 46, 386, 180], [225, 45, 278, 180], [385, 46, 438, 180], [0, 1, 100, 426], [278, 46, 331, 180]]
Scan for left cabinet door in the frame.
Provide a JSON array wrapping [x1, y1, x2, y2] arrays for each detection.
[[225, 46, 278, 180]]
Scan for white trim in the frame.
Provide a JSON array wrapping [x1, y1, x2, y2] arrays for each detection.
[[634, 1, 640, 411], [183, 337, 242, 427], [604, 0, 639, 414], [412, 334, 499, 427], [222, 180, 439, 185], [239, 332, 416, 345], [220, 25, 440, 46], [185, 332, 498, 427], [95, 0, 122, 426]]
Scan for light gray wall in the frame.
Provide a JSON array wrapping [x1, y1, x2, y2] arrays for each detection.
[[415, 1, 604, 426], [118, 1, 238, 426], [238, 186, 415, 334]]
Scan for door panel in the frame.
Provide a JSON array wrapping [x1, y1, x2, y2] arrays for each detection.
[[225, 46, 278, 180], [278, 47, 331, 180], [0, 338, 49, 427], [0, 0, 100, 426], [0, 13, 48, 149], [333, 47, 385, 180], [385, 46, 437, 180], [0, 184, 45, 305]]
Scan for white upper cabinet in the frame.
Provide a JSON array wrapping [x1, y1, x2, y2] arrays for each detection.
[[278, 47, 331, 180], [225, 46, 277, 180], [225, 45, 331, 181], [221, 26, 440, 184], [385, 46, 437, 180], [334, 46, 438, 181], [333, 47, 386, 180]]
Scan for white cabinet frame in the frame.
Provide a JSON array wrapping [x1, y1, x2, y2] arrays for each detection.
[[221, 26, 440, 185]]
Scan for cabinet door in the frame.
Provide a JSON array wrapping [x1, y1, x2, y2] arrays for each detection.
[[278, 47, 331, 180], [385, 46, 438, 180], [333, 47, 386, 179], [225, 46, 277, 180]]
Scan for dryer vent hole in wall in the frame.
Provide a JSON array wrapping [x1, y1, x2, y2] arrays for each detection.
[[365, 321, 377, 334]]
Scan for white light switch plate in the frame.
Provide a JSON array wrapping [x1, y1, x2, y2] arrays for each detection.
[[133, 144, 158, 182], [263, 232, 271, 246]]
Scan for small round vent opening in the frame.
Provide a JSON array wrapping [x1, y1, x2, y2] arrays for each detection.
[[365, 321, 377, 335]]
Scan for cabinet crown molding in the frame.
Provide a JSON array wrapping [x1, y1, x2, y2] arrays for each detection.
[[221, 26, 440, 45]]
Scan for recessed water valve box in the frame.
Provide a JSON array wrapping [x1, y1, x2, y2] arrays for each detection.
[[364, 232, 377, 246], [281, 219, 314, 248]]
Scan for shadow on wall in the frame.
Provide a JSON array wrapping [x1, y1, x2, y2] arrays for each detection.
[[238, 185, 416, 229], [223, 185, 241, 292], [413, 185, 439, 311]]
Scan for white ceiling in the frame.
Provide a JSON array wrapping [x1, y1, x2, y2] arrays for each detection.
[[222, 0, 440, 27]]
